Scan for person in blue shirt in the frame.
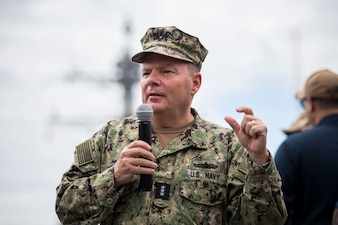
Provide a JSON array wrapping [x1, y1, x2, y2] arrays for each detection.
[[333, 200, 338, 225], [275, 69, 338, 225]]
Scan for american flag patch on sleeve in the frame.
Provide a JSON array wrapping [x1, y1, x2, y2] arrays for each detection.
[[76, 140, 94, 166]]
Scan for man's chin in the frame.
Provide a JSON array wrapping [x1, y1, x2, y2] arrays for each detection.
[[145, 103, 164, 114]]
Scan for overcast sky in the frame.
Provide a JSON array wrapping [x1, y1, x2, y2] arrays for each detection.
[[1, 0, 338, 224]]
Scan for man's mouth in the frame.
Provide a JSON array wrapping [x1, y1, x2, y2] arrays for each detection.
[[147, 92, 164, 98]]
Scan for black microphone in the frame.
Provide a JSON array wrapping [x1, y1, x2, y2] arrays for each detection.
[[136, 104, 154, 191]]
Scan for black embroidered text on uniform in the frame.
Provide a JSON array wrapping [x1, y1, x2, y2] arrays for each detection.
[[194, 162, 218, 169]]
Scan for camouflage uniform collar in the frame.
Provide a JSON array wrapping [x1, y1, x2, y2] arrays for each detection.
[[189, 108, 212, 149], [124, 108, 210, 150]]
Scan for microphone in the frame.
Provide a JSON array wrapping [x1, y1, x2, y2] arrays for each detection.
[[136, 104, 154, 191]]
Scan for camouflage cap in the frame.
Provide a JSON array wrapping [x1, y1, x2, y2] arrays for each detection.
[[131, 26, 208, 71], [297, 69, 338, 100]]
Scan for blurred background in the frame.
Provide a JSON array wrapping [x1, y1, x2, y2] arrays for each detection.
[[1, 0, 337, 224]]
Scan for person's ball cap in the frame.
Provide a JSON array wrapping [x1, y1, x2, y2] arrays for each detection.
[[131, 26, 208, 71], [297, 69, 338, 100]]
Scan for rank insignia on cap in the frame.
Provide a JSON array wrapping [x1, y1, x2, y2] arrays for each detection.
[[75, 140, 94, 166], [155, 182, 170, 200]]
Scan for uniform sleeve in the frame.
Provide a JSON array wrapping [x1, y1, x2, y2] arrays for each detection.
[[55, 132, 122, 224], [226, 143, 288, 225]]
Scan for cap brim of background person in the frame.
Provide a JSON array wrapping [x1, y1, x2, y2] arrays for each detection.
[[295, 89, 305, 100], [282, 111, 312, 134]]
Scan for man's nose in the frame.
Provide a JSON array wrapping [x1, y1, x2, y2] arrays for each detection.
[[146, 71, 160, 86]]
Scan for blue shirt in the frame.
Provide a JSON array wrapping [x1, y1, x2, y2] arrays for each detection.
[[275, 114, 338, 225]]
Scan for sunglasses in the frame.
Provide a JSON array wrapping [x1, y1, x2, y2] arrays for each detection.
[[300, 98, 306, 108]]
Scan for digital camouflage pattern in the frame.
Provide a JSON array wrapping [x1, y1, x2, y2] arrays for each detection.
[[131, 26, 208, 71], [55, 109, 287, 225]]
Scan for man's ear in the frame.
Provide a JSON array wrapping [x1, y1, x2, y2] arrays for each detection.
[[308, 97, 316, 113], [191, 72, 201, 95]]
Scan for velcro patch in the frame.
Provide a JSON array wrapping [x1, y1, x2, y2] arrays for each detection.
[[76, 140, 94, 166]]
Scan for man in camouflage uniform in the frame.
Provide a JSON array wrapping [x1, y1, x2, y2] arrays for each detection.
[[55, 26, 287, 225]]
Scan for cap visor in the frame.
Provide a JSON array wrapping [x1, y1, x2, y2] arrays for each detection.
[[131, 47, 193, 64], [295, 89, 305, 99]]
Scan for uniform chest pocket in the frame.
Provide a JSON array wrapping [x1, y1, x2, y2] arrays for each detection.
[[180, 180, 225, 206]]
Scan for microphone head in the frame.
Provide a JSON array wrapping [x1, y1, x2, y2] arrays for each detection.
[[136, 104, 153, 121]]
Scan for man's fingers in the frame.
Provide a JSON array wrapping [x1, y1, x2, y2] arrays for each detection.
[[134, 158, 158, 170], [224, 116, 240, 133], [120, 141, 154, 161], [236, 106, 254, 116]]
